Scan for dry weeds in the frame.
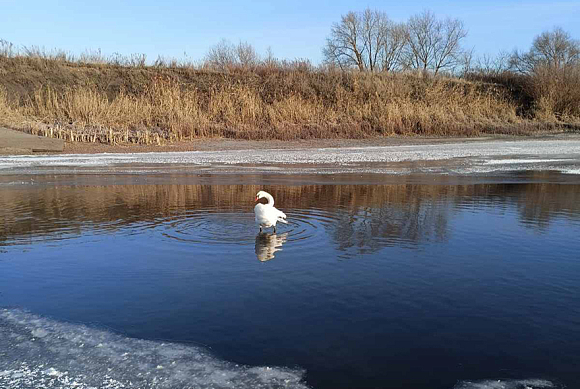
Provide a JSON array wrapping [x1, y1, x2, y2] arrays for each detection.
[[0, 55, 576, 143]]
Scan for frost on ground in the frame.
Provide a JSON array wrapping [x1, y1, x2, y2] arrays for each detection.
[[0, 139, 579, 175], [0, 309, 308, 389]]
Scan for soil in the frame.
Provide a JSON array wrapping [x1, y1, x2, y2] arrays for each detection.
[[58, 133, 576, 155]]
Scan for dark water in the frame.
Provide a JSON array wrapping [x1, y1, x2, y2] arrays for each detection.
[[1, 173, 580, 389]]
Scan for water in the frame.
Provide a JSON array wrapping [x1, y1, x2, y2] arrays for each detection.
[[1, 173, 579, 389]]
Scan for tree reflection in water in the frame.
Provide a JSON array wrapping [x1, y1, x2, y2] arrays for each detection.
[[1, 178, 579, 255], [328, 197, 450, 255]]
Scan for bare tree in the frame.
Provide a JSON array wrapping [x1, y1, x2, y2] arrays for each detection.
[[403, 10, 468, 75], [432, 17, 468, 73], [510, 27, 580, 73], [262, 46, 278, 69], [323, 8, 403, 72], [205, 39, 260, 71], [379, 22, 407, 71], [457, 47, 475, 76], [474, 51, 511, 76], [361, 8, 388, 72], [205, 39, 236, 71], [235, 41, 259, 69], [323, 11, 366, 71], [402, 10, 437, 72]]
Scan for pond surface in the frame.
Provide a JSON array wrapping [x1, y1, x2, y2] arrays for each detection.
[[1, 172, 579, 389]]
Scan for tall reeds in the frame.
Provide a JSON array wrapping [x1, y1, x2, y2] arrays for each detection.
[[0, 63, 529, 143]]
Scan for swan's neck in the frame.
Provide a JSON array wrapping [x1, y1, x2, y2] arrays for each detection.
[[263, 193, 274, 206]]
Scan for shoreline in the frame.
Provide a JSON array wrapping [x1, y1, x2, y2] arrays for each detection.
[[2, 132, 577, 156], [2, 135, 580, 181]]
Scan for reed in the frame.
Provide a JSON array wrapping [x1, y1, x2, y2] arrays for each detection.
[[0, 55, 576, 143]]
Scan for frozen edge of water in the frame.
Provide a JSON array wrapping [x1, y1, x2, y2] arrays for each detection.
[[0, 308, 308, 389]]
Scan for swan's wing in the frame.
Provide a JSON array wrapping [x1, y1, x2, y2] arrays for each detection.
[[274, 207, 288, 224]]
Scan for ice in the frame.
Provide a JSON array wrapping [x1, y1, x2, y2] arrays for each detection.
[[0, 309, 308, 389], [484, 159, 571, 165], [560, 168, 580, 175], [454, 378, 556, 389], [0, 139, 579, 176]]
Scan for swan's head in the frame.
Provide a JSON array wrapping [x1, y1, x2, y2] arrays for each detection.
[[255, 191, 269, 202]]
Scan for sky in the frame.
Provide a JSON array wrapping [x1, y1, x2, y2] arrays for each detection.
[[1, 0, 579, 64]]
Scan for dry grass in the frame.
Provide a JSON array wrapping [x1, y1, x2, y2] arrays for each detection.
[[529, 65, 580, 121], [0, 54, 576, 143], [467, 67, 580, 125]]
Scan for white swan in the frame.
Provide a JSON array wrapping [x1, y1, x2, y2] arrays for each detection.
[[254, 191, 287, 233]]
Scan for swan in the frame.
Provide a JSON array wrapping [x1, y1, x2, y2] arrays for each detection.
[[254, 191, 287, 233]]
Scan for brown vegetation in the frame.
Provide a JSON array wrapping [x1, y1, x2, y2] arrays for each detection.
[[501, 27, 580, 121], [0, 23, 579, 145], [0, 54, 558, 144], [466, 66, 580, 126]]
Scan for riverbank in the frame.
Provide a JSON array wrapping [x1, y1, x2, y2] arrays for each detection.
[[0, 127, 64, 154], [2, 54, 579, 145]]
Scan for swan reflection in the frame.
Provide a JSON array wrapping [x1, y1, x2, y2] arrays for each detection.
[[255, 232, 288, 262]]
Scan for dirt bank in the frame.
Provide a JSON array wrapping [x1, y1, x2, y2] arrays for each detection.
[[56, 133, 577, 155], [0, 127, 64, 153]]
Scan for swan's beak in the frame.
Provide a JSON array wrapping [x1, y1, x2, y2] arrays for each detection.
[[255, 196, 259, 202]]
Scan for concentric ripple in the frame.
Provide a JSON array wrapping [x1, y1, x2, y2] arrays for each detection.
[[115, 206, 342, 263], [154, 207, 339, 256], [160, 210, 258, 245]]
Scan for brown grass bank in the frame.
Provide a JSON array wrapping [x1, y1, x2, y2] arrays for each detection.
[[0, 55, 577, 144]]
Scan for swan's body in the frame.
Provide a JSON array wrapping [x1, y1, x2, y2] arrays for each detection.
[[254, 191, 287, 232]]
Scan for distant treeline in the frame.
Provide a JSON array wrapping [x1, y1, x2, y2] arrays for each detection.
[[0, 8, 578, 142]]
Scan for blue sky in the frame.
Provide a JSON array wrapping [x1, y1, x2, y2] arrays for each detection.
[[1, 1, 579, 63]]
